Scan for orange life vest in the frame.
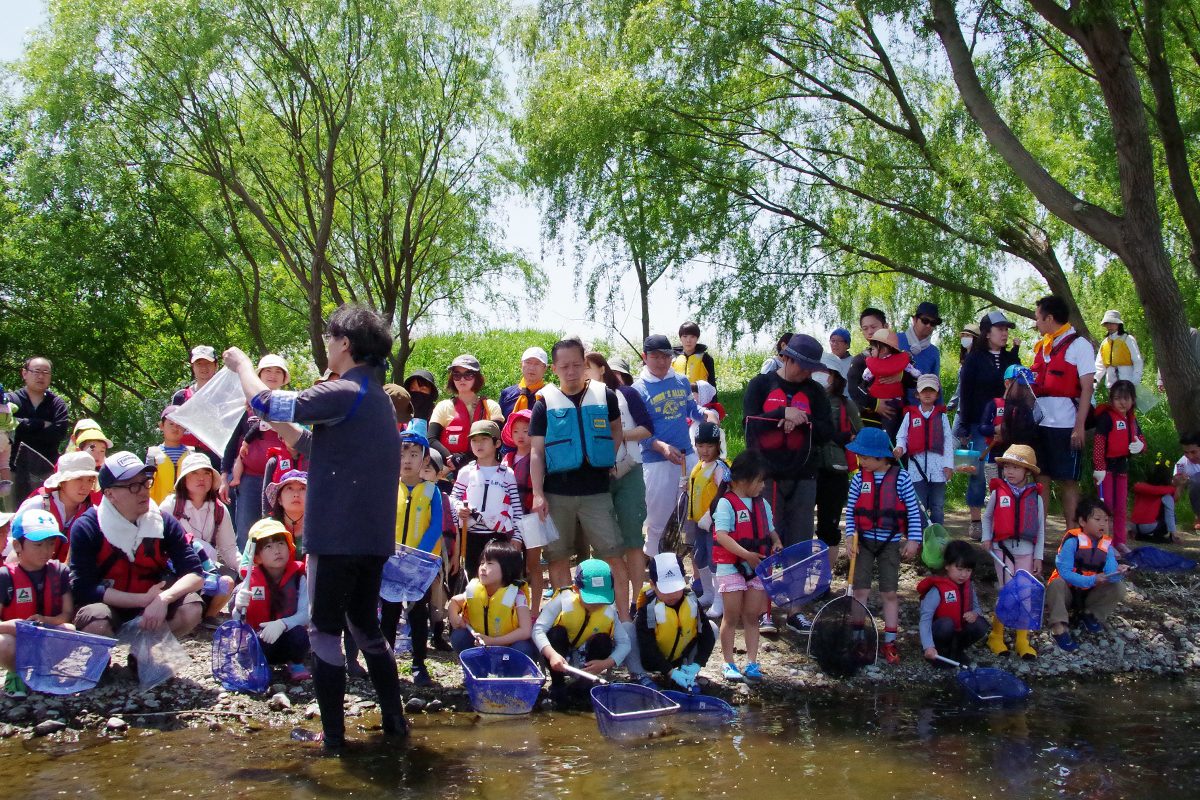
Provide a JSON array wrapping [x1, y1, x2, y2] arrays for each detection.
[[441, 398, 488, 454], [0, 564, 63, 621], [94, 537, 170, 595], [712, 494, 772, 565], [1049, 529, 1113, 584], [244, 561, 305, 629], [902, 405, 946, 455], [989, 479, 1042, 545]]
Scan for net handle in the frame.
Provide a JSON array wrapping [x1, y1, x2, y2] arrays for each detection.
[[846, 534, 858, 597], [561, 663, 608, 684], [988, 548, 1014, 578], [934, 654, 973, 670]]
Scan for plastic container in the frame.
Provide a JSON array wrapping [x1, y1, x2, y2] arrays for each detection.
[[755, 541, 831, 607], [168, 367, 254, 455], [953, 449, 982, 473], [590, 684, 680, 741], [957, 667, 1032, 703], [14, 621, 115, 695], [380, 546, 442, 603], [460, 646, 544, 715], [211, 620, 270, 694], [995, 569, 1045, 630]]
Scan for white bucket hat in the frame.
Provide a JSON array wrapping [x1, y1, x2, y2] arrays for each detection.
[[256, 354, 291, 384], [1101, 310, 1124, 326], [44, 451, 100, 489], [173, 451, 219, 493]]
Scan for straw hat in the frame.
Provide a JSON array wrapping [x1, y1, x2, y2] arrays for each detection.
[[994, 445, 1040, 477], [869, 328, 902, 352], [44, 451, 99, 489]]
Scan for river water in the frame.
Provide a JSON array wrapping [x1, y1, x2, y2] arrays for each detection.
[[4, 676, 1198, 799]]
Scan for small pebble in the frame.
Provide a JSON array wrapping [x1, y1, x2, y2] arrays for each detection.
[[268, 693, 292, 712], [33, 719, 67, 737], [405, 697, 427, 713], [106, 717, 128, 731]]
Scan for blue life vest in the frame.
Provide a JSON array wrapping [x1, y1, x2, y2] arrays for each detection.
[[540, 382, 616, 473]]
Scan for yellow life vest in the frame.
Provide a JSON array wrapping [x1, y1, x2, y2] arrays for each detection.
[[688, 460, 726, 522], [464, 579, 530, 637], [554, 590, 617, 648], [672, 352, 709, 384], [1099, 336, 1133, 368], [641, 588, 700, 662], [396, 481, 442, 555], [148, 449, 188, 506]]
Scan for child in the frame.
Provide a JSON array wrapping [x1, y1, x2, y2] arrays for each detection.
[[0, 510, 74, 698], [844, 427, 923, 664], [918, 540, 990, 664], [420, 450, 455, 651], [1133, 455, 1178, 543], [977, 366, 1040, 483], [15, 451, 98, 563], [863, 329, 915, 403], [239, 470, 308, 577], [1175, 432, 1200, 531], [388, 430, 449, 687], [147, 405, 194, 506], [686, 422, 729, 615], [262, 439, 308, 515], [502, 410, 547, 615], [452, 420, 523, 575], [1046, 498, 1129, 651], [710, 449, 782, 682], [1092, 379, 1146, 554], [626, 552, 715, 690], [75, 428, 112, 472], [533, 559, 631, 709], [815, 354, 861, 576], [690, 383, 728, 460], [447, 539, 537, 660], [673, 320, 717, 386], [233, 520, 310, 681], [894, 374, 954, 527], [981, 445, 1045, 659]]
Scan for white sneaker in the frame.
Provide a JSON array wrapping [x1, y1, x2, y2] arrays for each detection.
[[708, 594, 724, 620], [759, 613, 778, 634]]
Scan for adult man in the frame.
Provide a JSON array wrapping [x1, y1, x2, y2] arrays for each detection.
[[499, 346, 549, 419], [171, 345, 220, 405], [742, 334, 833, 633], [71, 452, 204, 643], [848, 308, 903, 432], [528, 340, 631, 618], [634, 335, 716, 558], [896, 302, 943, 405], [224, 304, 406, 748], [9, 357, 70, 467], [1030, 295, 1096, 528]]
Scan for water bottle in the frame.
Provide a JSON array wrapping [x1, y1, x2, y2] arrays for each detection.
[[203, 574, 235, 595], [395, 616, 412, 655]]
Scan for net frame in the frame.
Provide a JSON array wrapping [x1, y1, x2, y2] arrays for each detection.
[[210, 620, 270, 694], [995, 569, 1045, 630], [807, 594, 878, 679], [14, 621, 115, 695]]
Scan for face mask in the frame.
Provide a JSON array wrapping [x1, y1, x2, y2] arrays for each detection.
[[813, 372, 832, 389], [960, 336, 974, 349]]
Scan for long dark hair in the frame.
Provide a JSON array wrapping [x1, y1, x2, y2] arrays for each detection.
[[1000, 381, 1038, 446], [585, 351, 620, 391], [709, 449, 770, 519]]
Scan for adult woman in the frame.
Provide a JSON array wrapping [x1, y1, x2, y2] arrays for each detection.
[[221, 355, 290, 547], [586, 351, 654, 598], [404, 369, 439, 423], [428, 354, 503, 466], [1094, 310, 1144, 391], [956, 311, 1023, 539]]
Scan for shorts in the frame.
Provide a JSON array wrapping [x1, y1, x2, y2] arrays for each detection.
[[74, 593, 203, 631], [544, 493, 624, 561], [715, 568, 764, 593], [609, 465, 648, 550], [852, 539, 902, 593], [1034, 426, 1083, 481]]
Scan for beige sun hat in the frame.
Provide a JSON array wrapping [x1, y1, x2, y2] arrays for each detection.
[[994, 444, 1040, 477], [173, 451, 219, 493], [44, 451, 100, 489]]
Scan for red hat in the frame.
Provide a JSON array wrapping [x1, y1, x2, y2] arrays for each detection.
[[501, 409, 532, 449]]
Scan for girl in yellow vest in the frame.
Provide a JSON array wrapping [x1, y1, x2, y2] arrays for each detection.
[[1094, 310, 1143, 390], [685, 422, 729, 613], [447, 539, 538, 662]]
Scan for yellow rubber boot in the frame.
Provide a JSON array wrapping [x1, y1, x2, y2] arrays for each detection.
[[987, 618, 1009, 655], [1013, 629, 1037, 660]]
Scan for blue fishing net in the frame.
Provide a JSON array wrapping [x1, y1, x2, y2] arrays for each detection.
[[1126, 546, 1197, 572], [211, 620, 270, 694], [460, 646, 544, 715], [957, 667, 1032, 702], [14, 621, 115, 695], [591, 684, 680, 742], [995, 569, 1045, 630], [380, 546, 442, 603], [756, 541, 831, 607]]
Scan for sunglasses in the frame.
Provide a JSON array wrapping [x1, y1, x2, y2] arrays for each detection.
[[917, 316, 939, 327], [451, 371, 476, 380]]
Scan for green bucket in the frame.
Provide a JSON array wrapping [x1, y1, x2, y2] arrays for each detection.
[[921, 524, 951, 570]]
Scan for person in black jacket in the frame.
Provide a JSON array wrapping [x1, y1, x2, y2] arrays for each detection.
[[9, 357, 70, 468]]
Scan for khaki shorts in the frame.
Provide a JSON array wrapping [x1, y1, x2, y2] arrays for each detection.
[[852, 539, 902, 593], [74, 593, 203, 632], [544, 493, 624, 561]]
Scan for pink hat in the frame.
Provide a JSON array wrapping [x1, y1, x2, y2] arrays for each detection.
[[501, 409, 532, 449]]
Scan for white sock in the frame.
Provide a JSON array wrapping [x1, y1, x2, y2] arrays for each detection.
[[709, 591, 724, 618], [697, 567, 715, 603]]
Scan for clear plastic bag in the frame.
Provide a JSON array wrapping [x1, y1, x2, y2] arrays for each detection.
[[168, 367, 250, 454], [118, 619, 194, 690]]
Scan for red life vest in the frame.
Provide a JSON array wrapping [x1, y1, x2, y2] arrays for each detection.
[[0, 564, 62, 622], [244, 561, 305, 629], [241, 426, 281, 476], [1049, 529, 1113, 584], [838, 401, 858, 472], [852, 467, 907, 537], [502, 451, 532, 515], [712, 494, 772, 565], [1131, 483, 1174, 526], [1032, 333, 1082, 398], [902, 405, 946, 455], [756, 386, 812, 451], [170, 495, 225, 531], [31, 488, 85, 563], [1097, 405, 1140, 459], [265, 445, 308, 483], [988, 479, 1042, 544], [985, 398, 1006, 448], [94, 537, 170, 595], [917, 576, 974, 632], [441, 398, 488, 454]]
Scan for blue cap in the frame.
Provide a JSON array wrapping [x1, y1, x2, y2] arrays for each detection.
[[831, 328, 852, 345], [781, 334, 825, 370], [11, 509, 66, 542], [1004, 364, 1022, 380], [846, 427, 896, 459], [400, 429, 430, 451]]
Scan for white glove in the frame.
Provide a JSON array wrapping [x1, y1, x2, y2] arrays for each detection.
[[258, 619, 287, 644], [146, 446, 166, 466], [1129, 441, 1145, 455], [234, 589, 251, 611], [1093, 470, 1107, 485]]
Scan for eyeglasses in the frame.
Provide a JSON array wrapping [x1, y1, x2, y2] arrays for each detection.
[[25, 369, 51, 376], [451, 371, 476, 380], [917, 316, 939, 327], [112, 478, 154, 494]]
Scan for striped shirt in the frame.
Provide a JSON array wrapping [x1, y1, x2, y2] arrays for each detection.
[[844, 468, 924, 542]]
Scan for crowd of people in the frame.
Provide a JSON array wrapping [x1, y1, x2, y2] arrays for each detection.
[[0, 299, 1198, 748]]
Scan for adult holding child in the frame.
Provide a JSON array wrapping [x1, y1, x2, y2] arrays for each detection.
[[895, 302, 944, 405], [224, 303, 407, 748], [848, 308, 899, 431], [428, 354, 503, 467]]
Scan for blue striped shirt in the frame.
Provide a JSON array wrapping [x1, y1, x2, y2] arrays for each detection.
[[844, 468, 924, 542]]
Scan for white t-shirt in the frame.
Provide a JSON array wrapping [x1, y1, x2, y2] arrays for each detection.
[[1034, 329, 1095, 428], [1177, 456, 1200, 479]]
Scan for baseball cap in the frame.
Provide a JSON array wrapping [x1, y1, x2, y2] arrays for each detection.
[[256, 354, 291, 383], [75, 429, 113, 449], [400, 429, 430, 451], [521, 346, 549, 365], [98, 451, 156, 490], [694, 421, 722, 445], [609, 356, 633, 376], [781, 334, 825, 370], [190, 345, 217, 363], [980, 310, 1016, 330], [574, 558, 615, 604], [648, 553, 687, 594], [830, 328, 852, 345], [469, 420, 501, 440], [916, 374, 941, 392], [642, 334, 673, 354], [450, 354, 481, 372], [426, 448, 445, 473], [12, 509, 66, 542], [160, 404, 181, 420]]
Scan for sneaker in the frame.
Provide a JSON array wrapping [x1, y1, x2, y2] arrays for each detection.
[[785, 613, 812, 634], [412, 664, 433, 687], [4, 671, 27, 698], [285, 663, 311, 681], [758, 613, 777, 635], [743, 662, 763, 681], [880, 642, 900, 664], [708, 595, 724, 620], [1053, 632, 1079, 652], [1081, 613, 1105, 633], [969, 521, 983, 541], [722, 663, 743, 682]]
